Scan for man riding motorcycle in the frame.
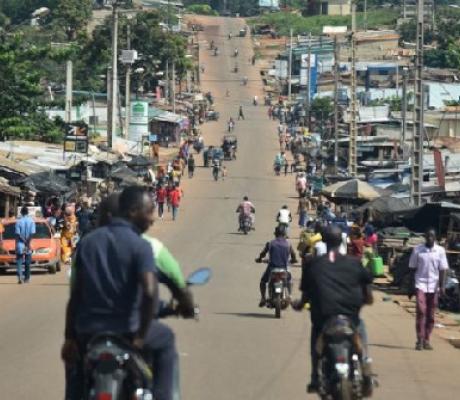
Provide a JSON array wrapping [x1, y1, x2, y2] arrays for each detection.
[[256, 225, 297, 307], [62, 187, 194, 400], [292, 225, 374, 395], [236, 196, 255, 232]]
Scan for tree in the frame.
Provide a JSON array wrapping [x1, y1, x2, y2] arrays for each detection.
[[0, 0, 58, 24], [0, 33, 64, 142], [53, 0, 92, 40]]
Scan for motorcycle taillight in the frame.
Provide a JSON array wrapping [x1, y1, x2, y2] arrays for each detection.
[[272, 272, 287, 281], [96, 393, 112, 400], [98, 352, 115, 361]]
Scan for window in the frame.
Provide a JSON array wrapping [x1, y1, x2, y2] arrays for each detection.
[[3, 222, 51, 240]]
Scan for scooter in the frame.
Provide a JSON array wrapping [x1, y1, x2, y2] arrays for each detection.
[[82, 268, 211, 400], [316, 315, 375, 400]]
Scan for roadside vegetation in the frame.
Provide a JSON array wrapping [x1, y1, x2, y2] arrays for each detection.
[[250, 9, 398, 36], [186, 4, 219, 16]]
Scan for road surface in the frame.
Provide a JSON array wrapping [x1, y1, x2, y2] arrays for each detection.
[[0, 15, 459, 400]]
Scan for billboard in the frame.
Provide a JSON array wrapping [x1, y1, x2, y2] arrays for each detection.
[[259, 0, 279, 8]]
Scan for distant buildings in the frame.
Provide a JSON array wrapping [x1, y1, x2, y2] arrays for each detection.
[[312, 0, 352, 16]]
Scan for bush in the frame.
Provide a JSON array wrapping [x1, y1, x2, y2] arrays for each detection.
[[186, 4, 218, 16]]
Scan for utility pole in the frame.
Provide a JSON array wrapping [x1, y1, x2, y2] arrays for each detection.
[[401, 67, 408, 145], [403, 0, 407, 19], [109, 2, 119, 149], [172, 62, 176, 113], [107, 67, 113, 144], [306, 32, 312, 131], [288, 28, 293, 101], [364, 0, 368, 31], [411, 0, 425, 206], [333, 36, 340, 173], [65, 60, 73, 123], [124, 23, 131, 139], [348, 2, 358, 177]]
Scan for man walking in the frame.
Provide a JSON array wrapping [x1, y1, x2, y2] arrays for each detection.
[[238, 105, 245, 120], [297, 194, 308, 228], [15, 206, 36, 284], [169, 184, 182, 221], [409, 228, 449, 350], [156, 184, 167, 219], [188, 154, 195, 178]]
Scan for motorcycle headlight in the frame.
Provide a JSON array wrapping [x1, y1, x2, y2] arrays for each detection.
[[35, 248, 51, 254]]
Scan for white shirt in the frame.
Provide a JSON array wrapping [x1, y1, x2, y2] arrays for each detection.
[[278, 209, 291, 224], [315, 241, 327, 256]]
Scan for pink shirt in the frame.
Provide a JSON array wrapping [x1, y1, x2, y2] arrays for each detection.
[[409, 244, 449, 293], [238, 201, 254, 216]]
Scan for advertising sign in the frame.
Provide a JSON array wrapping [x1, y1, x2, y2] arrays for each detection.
[[130, 101, 149, 125], [259, 0, 279, 8], [63, 122, 89, 154]]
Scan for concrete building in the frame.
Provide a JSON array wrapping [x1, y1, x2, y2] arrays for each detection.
[[317, 0, 351, 16]]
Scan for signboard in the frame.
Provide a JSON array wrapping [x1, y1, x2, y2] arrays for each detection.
[[301, 54, 316, 68], [64, 123, 89, 154], [121, 49, 138, 64], [149, 134, 158, 142], [131, 101, 149, 124], [129, 100, 150, 142], [259, 0, 279, 7]]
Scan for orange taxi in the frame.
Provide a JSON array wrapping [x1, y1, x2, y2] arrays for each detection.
[[0, 218, 61, 274]]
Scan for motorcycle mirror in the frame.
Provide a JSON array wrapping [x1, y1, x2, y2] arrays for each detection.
[[186, 267, 211, 286]]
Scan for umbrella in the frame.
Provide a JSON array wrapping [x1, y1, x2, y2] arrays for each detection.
[[356, 196, 413, 214], [322, 179, 384, 201]]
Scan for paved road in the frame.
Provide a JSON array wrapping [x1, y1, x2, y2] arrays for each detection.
[[0, 15, 459, 400]]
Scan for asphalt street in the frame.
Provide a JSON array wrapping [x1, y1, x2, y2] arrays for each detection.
[[0, 15, 459, 400]]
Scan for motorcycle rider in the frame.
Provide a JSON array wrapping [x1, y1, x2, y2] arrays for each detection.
[[277, 205, 292, 231], [62, 187, 193, 400], [236, 196, 255, 231], [292, 225, 374, 395], [253, 95, 258, 106], [212, 158, 220, 181], [234, 48, 238, 57], [256, 225, 297, 307]]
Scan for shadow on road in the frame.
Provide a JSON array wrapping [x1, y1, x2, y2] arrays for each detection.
[[369, 343, 414, 351], [215, 312, 275, 319]]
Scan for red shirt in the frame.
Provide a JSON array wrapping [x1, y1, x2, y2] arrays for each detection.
[[169, 189, 181, 207], [156, 187, 167, 203]]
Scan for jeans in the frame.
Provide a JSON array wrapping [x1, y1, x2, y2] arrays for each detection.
[[172, 206, 179, 221], [310, 318, 368, 383], [415, 289, 438, 343], [298, 211, 307, 228], [188, 168, 194, 178], [16, 252, 32, 282], [65, 321, 179, 400], [158, 203, 165, 218]]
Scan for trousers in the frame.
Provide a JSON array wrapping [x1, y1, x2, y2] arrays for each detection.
[[65, 321, 179, 400], [415, 289, 438, 343]]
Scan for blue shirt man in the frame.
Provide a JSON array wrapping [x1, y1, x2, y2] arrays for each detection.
[[15, 206, 36, 284]]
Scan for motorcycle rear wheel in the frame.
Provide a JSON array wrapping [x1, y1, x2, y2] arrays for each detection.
[[274, 294, 281, 319], [335, 376, 353, 400]]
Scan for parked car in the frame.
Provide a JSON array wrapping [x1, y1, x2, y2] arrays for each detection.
[[0, 218, 61, 274]]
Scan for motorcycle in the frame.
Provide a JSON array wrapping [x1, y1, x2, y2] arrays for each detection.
[[82, 268, 211, 400], [212, 165, 220, 181], [267, 268, 291, 318], [233, 65, 239, 73], [316, 315, 374, 400], [239, 214, 253, 235], [253, 98, 258, 106]]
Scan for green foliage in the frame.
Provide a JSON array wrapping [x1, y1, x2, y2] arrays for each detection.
[[251, 9, 398, 36], [0, 33, 64, 142], [311, 97, 333, 115], [186, 4, 219, 16], [0, 0, 58, 24], [53, 0, 92, 40]]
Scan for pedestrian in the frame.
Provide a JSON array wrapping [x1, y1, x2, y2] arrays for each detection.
[[188, 154, 195, 178], [268, 106, 273, 119], [15, 206, 36, 284], [156, 184, 167, 219], [297, 194, 308, 228], [221, 165, 227, 180], [238, 105, 245, 120], [409, 228, 449, 350], [169, 184, 182, 221], [166, 182, 174, 212], [284, 159, 289, 176]]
